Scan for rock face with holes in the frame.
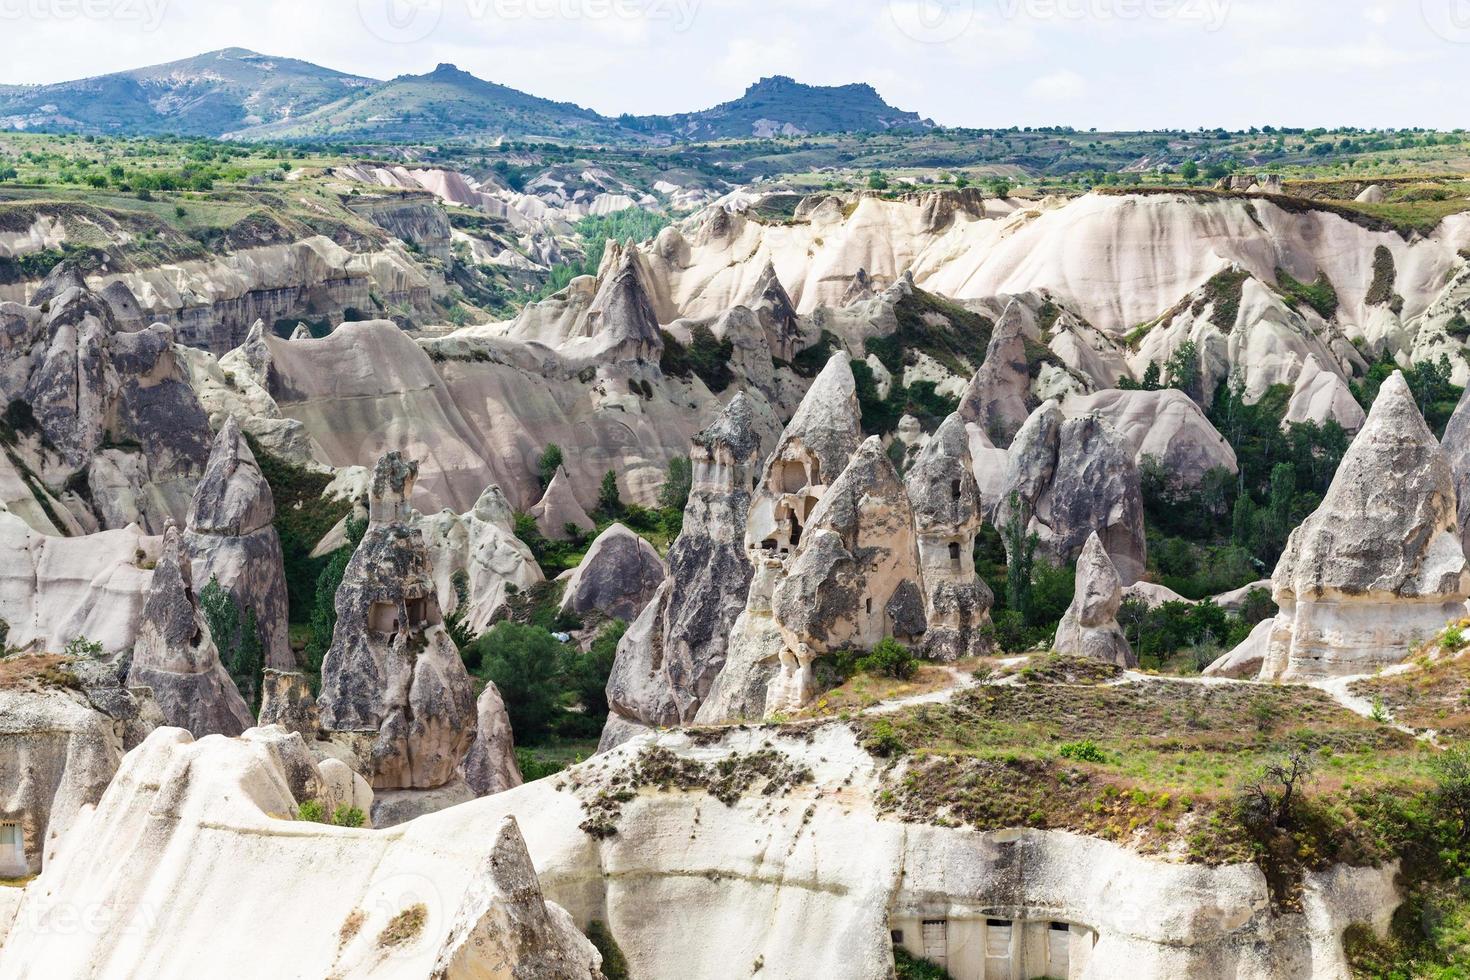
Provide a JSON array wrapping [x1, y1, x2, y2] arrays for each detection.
[[559, 523, 667, 624], [906, 414, 994, 661], [767, 437, 925, 713], [0, 725, 601, 979], [1258, 372, 1470, 681], [462, 681, 523, 798], [602, 395, 762, 749], [994, 401, 1147, 585], [700, 356, 864, 724], [1054, 532, 1136, 668], [126, 523, 254, 738], [184, 416, 294, 670], [316, 452, 477, 791]]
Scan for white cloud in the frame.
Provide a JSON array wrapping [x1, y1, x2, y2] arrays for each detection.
[[1026, 69, 1086, 101]]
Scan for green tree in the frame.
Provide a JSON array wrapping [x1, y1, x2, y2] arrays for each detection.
[[200, 577, 264, 710], [597, 470, 623, 517], [658, 456, 692, 512], [1164, 340, 1200, 399], [469, 622, 570, 742], [537, 444, 564, 489], [867, 170, 890, 190], [1179, 160, 1200, 182], [1001, 493, 1040, 621]]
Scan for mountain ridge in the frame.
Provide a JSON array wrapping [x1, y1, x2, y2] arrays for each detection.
[[0, 48, 931, 143]]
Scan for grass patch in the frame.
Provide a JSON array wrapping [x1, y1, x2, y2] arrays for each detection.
[[0, 654, 81, 691], [377, 903, 427, 949]]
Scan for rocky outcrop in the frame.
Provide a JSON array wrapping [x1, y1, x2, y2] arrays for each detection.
[[1054, 532, 1136, 668], [1284, 354, 1366, 432], [559, 523, 666, 624], [1259, 373, 1470, 681], [0, 725, 602, 978], [316, 452, 478, 791], [257, 669, 319, 736], [463, 681, 523, 797], [581, 244, 664, 362], [602, 395, 761, 747], [1062, 388, 1237, 490], [0, 513, 159, 656], [768, 437, 925, 713], [906, 414, 993, 661], [1438, 383, 1470, 560], [416, 484, 543, 636], [2, 268, 212, 533], [126, 523, 254, 738], [995, 401, 1147, 585], [703, 356, 864, 723], [531, 467, 596, 541], [184, 417, 294, 670], [957, 300, 1033, 447], [745, 352, 863, 555], [0, 657, 160, 876]]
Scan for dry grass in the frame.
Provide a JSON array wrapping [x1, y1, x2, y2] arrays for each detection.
[[337, 909, 365, 947], [1351, 647, 1470, 740], [0, 654, 81, 692], [376, 904, 427, 949]]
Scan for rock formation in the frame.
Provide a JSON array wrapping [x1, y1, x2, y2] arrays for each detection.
[[0, 726, 601, 978], [316, 452, 478, 792], [0, 656, 160, 876], [1258, 372, 1470, 681], [463, 681, 523, 797], [768, 437, 925, 713], [602, 395, 761, 748], [416, 484, 543, 635], [126, 523, 254, 738], [702, 356, 864, 722], [1283, 354, 1367, 433], [530, 466, 596, 541], [257, 669, 319, 737], [1062, 388, 1237, 490], [184, 417, 294, 670], [995, 401, 1147, 584], [957, 300, 1033, 447], [1439, 383, 1470, 560], [1054, 532, 1136, 668], [905, 414, 994, 660], [0, 514, 159, 656], [559, 523, 666, 623]]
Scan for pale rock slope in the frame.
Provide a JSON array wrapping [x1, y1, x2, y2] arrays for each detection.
[[1441, 383, 1470, 559], [558, 523, 667, 624], [956, 300, 1034, 447], [4, 720, 1398, 980], [0, 725, 602, 979], [531, 466, 597, 540], [0, 514, 159, 655], [1257, 372, 1470, 681], [462, 682, 523, 798], [602, 394, 762, 748]]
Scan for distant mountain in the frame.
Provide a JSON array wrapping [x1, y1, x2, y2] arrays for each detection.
[[237, 63, 622, 142], [628, 76, 934, 140], [0, 48, 374, 136], [0, 51, 932, 143]]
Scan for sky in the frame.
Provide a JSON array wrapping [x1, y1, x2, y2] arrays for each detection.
[[0, 0, 1468, 131]]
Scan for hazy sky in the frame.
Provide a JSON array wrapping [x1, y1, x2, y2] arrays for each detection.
[[1, 0, 1467, 130]]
